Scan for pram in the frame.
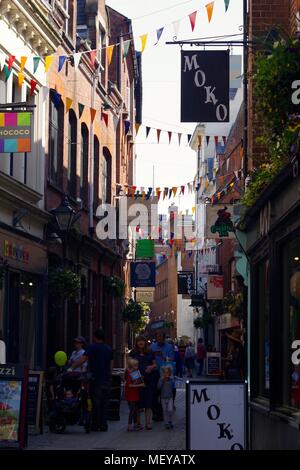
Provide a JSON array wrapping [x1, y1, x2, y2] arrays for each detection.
[[45, 368, 92, 434]]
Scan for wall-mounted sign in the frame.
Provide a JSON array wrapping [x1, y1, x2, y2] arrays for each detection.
[[0, 112, 32, 153], [207, 275, 224, 300], [218, 313, 240, 330], [205, 205, 235, 239], [4, 241, 29, 263], [136, 239, 155, 259], [135, 290, 154, 303], [206, 353, 221, 376], [181, 50, 229, 123], [177, 271, 194, 295], [130, 261, 156, 288], [186, 381, 247, 450]]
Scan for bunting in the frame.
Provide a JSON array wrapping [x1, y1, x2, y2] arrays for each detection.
[[125, 120, 131, 135], [4, 66, 12, 82], [90, 50, 97, 68], [20, 56, 27, 72], [178, 133, 182, 146], [224, 0, 230, 12], [58, 56, 67, 73], [214, 136, 219, 146], [189, 11, 197, 32], [222, 136, 227, 146], [140, 34, 148, 53], [123, 40, 131, 59], [164, 188, 168, 199], [156, 27, 164, 44], [78, 103, 85, 119], [168, 131, 172, 144], [90, 108, 97, 123], [172, 187, 178, 197], [18, 72, 24, 88], [157, 129, 161, 143], [33, 57, 41, 74], [135, 123, 141, 135], [0, 53, 6, 71], [180, 185, 185, 195], [7, 55, 16, 71], [73, 52, 82, 69], [66, 97, 73, 113], [30, 79, 37, 96], [107, 45, 114, 66], [173, 20, 180, 37], [146, 127, 151, 138], [206, 136, 210, 146], [206, 2, 215, 23], [45, 56, 53, 72], [102, 111, 108, 127]]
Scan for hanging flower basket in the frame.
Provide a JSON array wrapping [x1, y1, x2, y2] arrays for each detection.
[[104, 275, 125, 298], [48, 268, 81, 299]]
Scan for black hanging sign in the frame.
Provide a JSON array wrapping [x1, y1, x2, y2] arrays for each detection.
[[177, 271, 194, 295], [181, 50, 229, 123]]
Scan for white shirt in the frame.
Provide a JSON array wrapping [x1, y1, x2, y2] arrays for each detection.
[[69, 349, 87, 372]]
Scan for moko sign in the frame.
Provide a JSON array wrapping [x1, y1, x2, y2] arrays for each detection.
[[181, 51, 229, 123], [0, 112, 32, 153]]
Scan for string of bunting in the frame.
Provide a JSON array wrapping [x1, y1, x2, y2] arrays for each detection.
[[136, 125, 228, 147]]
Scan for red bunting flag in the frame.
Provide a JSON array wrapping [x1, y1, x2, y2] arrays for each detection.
[[168, 131, 172, 144], [189, 11, 197, 32], [180, 185, 185, 195], [30, 79, 37, 96], [90, 50, 97, 68], [222, 136, 227, 146], [102, 112, 108, 127], [214, 136, 219, 147], [7, 55, 16, 71], [157, 129, 161, 143]]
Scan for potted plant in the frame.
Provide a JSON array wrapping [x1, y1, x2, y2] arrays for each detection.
[[122, 299, 150, 334], [48, 267, 81, 299], [104, 275, 125, 298]]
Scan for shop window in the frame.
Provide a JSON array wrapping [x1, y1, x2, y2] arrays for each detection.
[[257, 259, 270, 395], [48, 89, 64, 186], [102, 147, 112, 204], [94, 136, 100, 212], [282, 237, 300, 410], [68, 110, 77, 197], [80, 123, 89, 205]]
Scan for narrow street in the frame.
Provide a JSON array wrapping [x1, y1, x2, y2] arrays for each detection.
[[28, 390, 186, 451]]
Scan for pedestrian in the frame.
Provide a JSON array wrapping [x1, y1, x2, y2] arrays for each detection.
[[68, 336, 88, 372], [70, 329, 113, 432], [129, 335, 156, 430], [174, 342, 183, 378], [157, 365, 175, 429], [185, 341, 195, 377], [196, 338, 206, 376], [125, 358, 145, 432], [150, 330, 175, 421]]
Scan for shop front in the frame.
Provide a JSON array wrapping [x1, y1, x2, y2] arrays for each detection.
[[242, 158, 300, 449], [217, 313, 242, 378], [0, 229, 47, 369]]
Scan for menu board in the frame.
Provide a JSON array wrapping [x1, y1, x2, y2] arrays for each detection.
[[27, 371, 44, 433], [206, 353, 221, 376]]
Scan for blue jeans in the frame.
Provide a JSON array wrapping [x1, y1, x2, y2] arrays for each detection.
[[90, 381, 111, 428], [197, 359, 204, 376]]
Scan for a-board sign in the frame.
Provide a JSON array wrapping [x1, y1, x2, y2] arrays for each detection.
[[0, 364, 28, 448], [186, 381, 247, 450], [206, 353, 221, 376], [28, 371, 44, 434]]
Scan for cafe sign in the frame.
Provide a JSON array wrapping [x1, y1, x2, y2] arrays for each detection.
[[0, 112, 32, 153], [4, 240, 29, 263]]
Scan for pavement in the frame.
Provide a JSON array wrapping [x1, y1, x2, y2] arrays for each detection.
[[28, 386, 186, 451]]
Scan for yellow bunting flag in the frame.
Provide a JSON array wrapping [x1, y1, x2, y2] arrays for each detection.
[[172, 187, 178, 197], [18, 72, 24, 87], [206, 2, 215, 23], [90, 108, 97, 123], [192, 206, 196, 215], [140, 34, 148, 53], [135, 123, 141, 135], [20, 56, 27, 72], [142, 190, 146, 201], [45, 56, 54, 72], [66, 97, 73, 113], [107, 45, 115, 66]]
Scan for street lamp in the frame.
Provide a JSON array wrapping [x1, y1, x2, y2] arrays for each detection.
[[50, 194, 77, 234]]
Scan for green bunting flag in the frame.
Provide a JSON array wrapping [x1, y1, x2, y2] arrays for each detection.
[[33, 57, 41, 74], [78, 103, 85, 119], [4, 65, 12, 82], [123, 40, 131, 59], [224, 0, 230, 12]]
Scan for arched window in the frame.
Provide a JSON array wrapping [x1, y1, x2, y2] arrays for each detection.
[[80, 123, 89, 204], [102, 147, 112, 204], [94, 136, 100, 212], [68, 110, 77, 197], [48, 89, 64, 186]]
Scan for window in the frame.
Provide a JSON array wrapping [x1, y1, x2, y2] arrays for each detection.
[[282, 237, 300, 410], [68, 110, 77, 197], [257, 259, 270, 395], [48, 89, 64, 186], [80, 123, 89, 205], [102, 147, 111, 204], [94, 136, 100, 211]]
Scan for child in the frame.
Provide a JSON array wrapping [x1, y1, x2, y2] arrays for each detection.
[[125, 358, 145, 432], [157, 365, 175, 429]]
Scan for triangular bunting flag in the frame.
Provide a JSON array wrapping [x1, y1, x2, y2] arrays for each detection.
[[140, 34, 148, 53], [123, 40, 131, 59], [125, 120, 131, 135], [189, 11, 197, 32], [90, 50, 97, 68], [53, 91, 62, 108], [131, 186, 137, 198], [188, 183, 192, 193], [187, 134, 192, 143], [30, 79, 37, 96], [192, 206, 196, 215], [178, 133, 182, 146], [141, 190, 146, 201], [73, 52, 82, 69], [156, 27, 164, 44], [45, 56, 53, 73], [0, 53, 6, 71], [58, 56, 67, 73], [214, 136, 219, 146], [20, 56, 27, 72], [18, 72, 24, 88], [164, 188, 169, 199], [206, 2, 215, 23], [146, 126, 151, 138], [90, 108, 97, 123], [102, 111, 108, 127], [156, 187, 160, 196], [4, 65, 12, 82], [168, 131, 172, 144], [172, 187, 178, 197], [33, 57, 41, 74], [157, 129, 161, 143], [206, 136, 210, 146], [222, 136, 227, 146], [180, 185, 185, 195], [224, 0, 230, 12], [7, 55, 16, 71], [168, 189, 172, 199], [78, 103, 85, 119], [173, 20, 180, 37], [66, 97, 73, 113], [107, 45, 114, 66], [135, 123, 141, 135]]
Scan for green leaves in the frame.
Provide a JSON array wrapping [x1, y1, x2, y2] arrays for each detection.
[[122, 300, 150, 334], [104, 275, 125, 298], [48, 268, 81, 299]]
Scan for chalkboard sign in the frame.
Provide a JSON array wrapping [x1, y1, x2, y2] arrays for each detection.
[[206, 353, 221, 376], [28, 371, 43, 434]]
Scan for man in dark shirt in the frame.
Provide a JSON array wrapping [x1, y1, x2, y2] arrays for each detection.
[[71, 329, 113, 431]]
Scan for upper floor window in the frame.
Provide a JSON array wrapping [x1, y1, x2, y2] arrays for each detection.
[[94, 136, 100, 212], [68, 110, 77, 198], [80, 123, 89, 205], [48, 89, 64, 186], [102, 147, 111, 204]]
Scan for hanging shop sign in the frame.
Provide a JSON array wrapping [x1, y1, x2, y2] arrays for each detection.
[[199, 264, 222, 274], [206, 352, 222, 376], [177, 271, 194, 295], [186, 381, 247, 450], [218, 313, 240, 330], [135, 239, 155, 259], [207, 275, 224, 300], [130, 261, 156, 288], [205, 205, 235, 239], [135, 290, 155, 303], [0, 112, 32, 153], [4, 240, 29, 263], [181, 50, 229, 123]]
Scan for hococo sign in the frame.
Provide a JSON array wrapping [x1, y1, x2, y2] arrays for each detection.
[[181, 50, 229, 122]]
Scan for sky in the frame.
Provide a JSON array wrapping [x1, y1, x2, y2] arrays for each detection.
[[106, 0, 244, 214]]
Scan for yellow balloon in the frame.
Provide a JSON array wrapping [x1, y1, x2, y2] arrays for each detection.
[[54, 350, 67, 367]]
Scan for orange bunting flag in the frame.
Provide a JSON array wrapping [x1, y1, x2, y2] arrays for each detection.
[[156, 188, 161, 200], [102, 112, 108, 127], [20, 56, 27, 72], [206, 2, 215, 23], [189, 11, 197, 32], [90, 108, 97, 123], [142, 190, 146, 201], [107, 45, 114, 66], [66, 97, 73, 113], [157, 129, 161, 143], [135, 123, 141, 135], [18, 72, 24, 88], [140, 34, 148, 53], [172, 187, 178, 197], [168, 131, 172, 144], [45, 55, 54, 72]]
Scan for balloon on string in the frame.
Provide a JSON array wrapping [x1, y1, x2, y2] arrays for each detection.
[[54, 350, 67, 367]]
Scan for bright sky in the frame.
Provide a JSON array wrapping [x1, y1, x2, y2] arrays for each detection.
[[106, 0, 243, 214]]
